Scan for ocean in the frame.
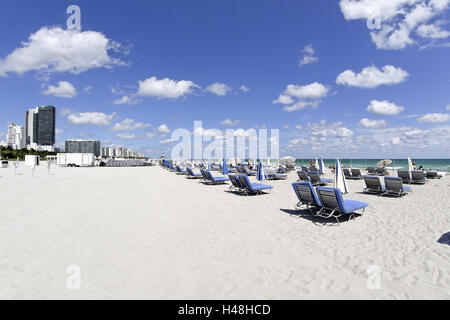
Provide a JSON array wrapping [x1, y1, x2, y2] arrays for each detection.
[[294, 159, 450, 172]]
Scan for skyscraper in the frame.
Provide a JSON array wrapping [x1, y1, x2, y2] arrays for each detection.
[[6, 122, 25, 149], [25, 106, 56, 148]]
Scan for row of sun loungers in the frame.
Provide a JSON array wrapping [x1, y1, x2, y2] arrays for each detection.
[[297, 171, 333, 186], [363, 176, 411, 197], [292, 182, 369, 223]]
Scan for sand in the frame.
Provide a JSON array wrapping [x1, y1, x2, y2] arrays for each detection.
[[0, 162, 449, 300]]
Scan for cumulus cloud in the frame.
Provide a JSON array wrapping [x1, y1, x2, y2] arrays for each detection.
[[339, 0, 450, 50], [239, 85, 250, 93], [367, 100, 405, 115], [417, 113, 450, 123], [273, 82, 330, 112], [83, 86, 93, 94], [42, 81, 77, 98], [308, 120, 354, 138], [336, 65, 409, 88], [299, 44, 319, 66], [417, 22, 450, 38], [112, 95, 140, 105], [138, 76, 198, 99], [359, 118, 387, 128], [68, 112, 116, 126], [206, 83, 231, 96], [157, 124, 171, 134], [0, 27, 126, 77], [221, 119, 241, 126], [111, 119, 150, 132], [116, 133, 139, 140]]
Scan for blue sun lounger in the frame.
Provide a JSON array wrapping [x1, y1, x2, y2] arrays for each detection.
[[292, 182, 322, 213], [186, 167, 202, 179], [308, 172, 333, 186], [176, 166, 186, 175], [203, 170, 229, 185], [384, 177, 411, 197], [316, 187, 369, 223], [363, 176, 386, 194], [243, 167, 257, 176], [228, 174, 244, 193], [237, 174, 273, 195]]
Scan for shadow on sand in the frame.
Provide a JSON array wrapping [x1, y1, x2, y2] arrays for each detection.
[[280, 208, 362, 226], [437, 232, 450, 246]]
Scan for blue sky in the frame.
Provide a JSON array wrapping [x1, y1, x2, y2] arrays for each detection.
[[0, 0, 449, 158]]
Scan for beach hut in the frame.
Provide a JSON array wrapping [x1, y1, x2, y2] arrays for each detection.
[[334, 158, 349, 194]]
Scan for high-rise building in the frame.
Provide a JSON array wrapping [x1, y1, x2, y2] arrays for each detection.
[[6, 122, 25, 149], [65, 139, 101, 156], [25, 106, 56, 148]]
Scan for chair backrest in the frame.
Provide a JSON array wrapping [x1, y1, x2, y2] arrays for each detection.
[[308, 172, 321, 185], [237, 174, 252, 190], [367, 167, 375, 174], [229, 175, 242, 188], [309, 166, 317, 172], [343, 168, 351, 177], [397, 170, 411, 181], [412, 170, 425, 180], [351, 169, 361, 177], [297, 171, 309, 181], [301, 166, 309, 172], [200, 169, 209, 180], [316, 187, 342, 212], [292, 182, 322, 207], [385, 177, 403, 192], [205, 170, 214, 181], [427, 171, 437, 179], [364, 176, 382, 189], [186, 167, 194, 176], [376, 167, 386, 175]]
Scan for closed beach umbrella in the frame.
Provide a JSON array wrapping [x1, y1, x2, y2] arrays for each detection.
[[257, 160, 268, 181], [408, 156, 414, 172], [253, 159, 257, 169], [267, 158, 271, 167], [222, 159, 228, 175], [315, 158, 319, 168], [208, 162, 212, 171], [334, 158, 349, 194], [319, 157, 326, 174]]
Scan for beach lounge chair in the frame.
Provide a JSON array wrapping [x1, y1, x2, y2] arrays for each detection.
[[384, 177, 411, 197], [204, 170, 229, 185], [363, 176, 386, 194], [376, 167, 387, 176], [316, 187, 369, 223], [350, 168, 363, 180], [243, 167, 257, 176], [292, 182, 322, 213], [343, 168, 352, 179], [176, 166, 186, 175], [301, 166, 309, 172], [266, 168, 288, 180], [237, 174, 273, 195], [426, 171, 439, 179], [367, 167, 376, 175], [411, 171, 427, 184], [397, 170, 412, 184], [308, 172, 333, 186], [228, 174, 244, 193], [186, 167, 202, 179], [297, 171, 310, 182], [309, 166, 318, 172]]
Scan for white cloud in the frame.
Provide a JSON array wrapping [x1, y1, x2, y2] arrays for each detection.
[[336, 65, 409, 88], [138, 76, 198, 99], [111, 119, 150, 132], [0, 27, 126, 76], [160, 138, 177, 144], [116, 133, 138, 140], [157, 124, 171, 134], [339, 0, 450, 50], [447, 104, 450, 110], [42, 81, 77, 98], [68, 112, 116, 126], [367, 100, 405, 115], [391, 137, 402, 145], [83, 86, 93, 94], [60, 108, 72, 116], [295, 125, 303, 130], [359, 118, 387, 128], [55, 128, 64, 136], [239, 85, 250, 93], [221, 119, 241, 126], [113, 95, 140, 105], [206, 83, 231, 96], [308, 120, 354, 138], [299, 44, 319, 66], [417, 113, 450, 123], [417, 22, 450, 38], [273, 82, 330, 112]]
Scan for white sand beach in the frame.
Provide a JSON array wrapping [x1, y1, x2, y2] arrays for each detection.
[[0, 163, 449, 300]]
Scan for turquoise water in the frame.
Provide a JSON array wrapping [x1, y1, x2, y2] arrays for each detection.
[[294, 159, 450, 172]]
